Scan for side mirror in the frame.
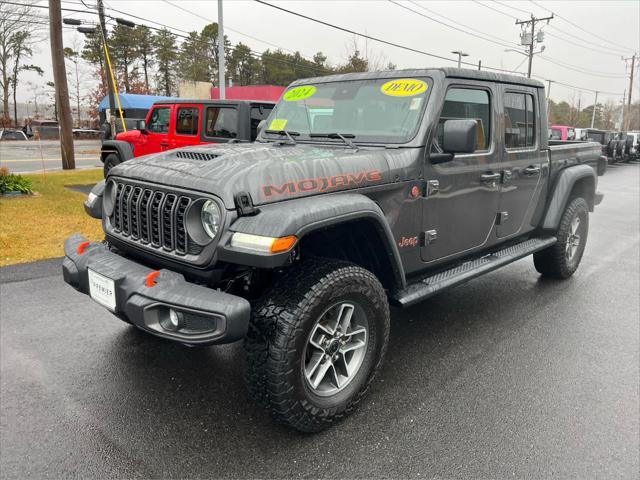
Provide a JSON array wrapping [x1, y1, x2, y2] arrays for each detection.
[[256, 119, 266, 136], [136, 119, 147, 131], [84, 180, 105, 219], [442, 119, 477, 154]]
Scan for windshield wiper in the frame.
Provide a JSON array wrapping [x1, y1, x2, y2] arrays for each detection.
[[265, 129, 300, 145], [309, 132, 358, 149]]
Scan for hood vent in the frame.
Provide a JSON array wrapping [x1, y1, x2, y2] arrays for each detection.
[[175, 150, 220, 161]]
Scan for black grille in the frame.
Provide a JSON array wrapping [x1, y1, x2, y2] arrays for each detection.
[[111, 181, 201, 256], [175, 150, 220, 161]]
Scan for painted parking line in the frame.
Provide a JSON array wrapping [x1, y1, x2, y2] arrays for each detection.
[[1, 157, 99, 163]]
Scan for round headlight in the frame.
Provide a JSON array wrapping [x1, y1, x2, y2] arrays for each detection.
[[201, 200, 221, 239]]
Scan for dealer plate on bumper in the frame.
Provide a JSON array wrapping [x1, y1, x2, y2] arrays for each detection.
[[88, 269, 116, 311]]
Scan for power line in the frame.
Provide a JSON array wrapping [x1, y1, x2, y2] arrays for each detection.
[[253, 0, 523, 75], [537, 55, 628, 79], [161, 0, 332, 68], [408, 0, 518, 47], [472, 0, 516, 19], [493, 0, 532, 16], [529, 0, 636, 54], [389, 0, 517, 50], [544, 29, 626, 58]]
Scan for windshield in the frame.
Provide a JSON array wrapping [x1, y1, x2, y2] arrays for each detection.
[[263, 77, 432, 144], [550, 128, 562, 139]]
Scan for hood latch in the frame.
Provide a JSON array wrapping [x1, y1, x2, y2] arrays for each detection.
[[234, 192, 260, 216]]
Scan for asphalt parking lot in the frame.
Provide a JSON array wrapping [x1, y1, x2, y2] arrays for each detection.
[[1, 162, 638, 478], [0, 139, 102, 173]]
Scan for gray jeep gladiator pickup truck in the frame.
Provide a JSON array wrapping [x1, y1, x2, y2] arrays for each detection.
[[63, 68, 604, 432]]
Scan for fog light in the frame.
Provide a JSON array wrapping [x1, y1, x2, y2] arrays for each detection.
[[161, 308, 184, 331]]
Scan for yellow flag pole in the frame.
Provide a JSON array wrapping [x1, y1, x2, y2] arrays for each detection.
[[99, 29, 126, 132]]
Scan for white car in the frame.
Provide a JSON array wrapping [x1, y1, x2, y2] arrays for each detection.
[[0, 129, 28, 141]]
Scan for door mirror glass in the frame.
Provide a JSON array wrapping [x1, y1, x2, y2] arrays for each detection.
[[442, 119, 477, 154], [135, 119, 146, 131]]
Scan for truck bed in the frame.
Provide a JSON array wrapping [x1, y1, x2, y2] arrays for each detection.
[[548, 140, 602, 175]]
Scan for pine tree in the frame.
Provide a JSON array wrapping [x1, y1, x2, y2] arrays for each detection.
[[154, 28, 178, 96]]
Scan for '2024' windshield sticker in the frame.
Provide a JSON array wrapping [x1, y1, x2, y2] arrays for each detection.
[[268, 118, 288, 130], [283, 85, 316, 101], [381, 78, 427, 97]]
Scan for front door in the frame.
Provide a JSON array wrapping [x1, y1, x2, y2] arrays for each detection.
[[137, 105, 173, 156], [497, 88, 546, 238], [421, 83, 501, 264]]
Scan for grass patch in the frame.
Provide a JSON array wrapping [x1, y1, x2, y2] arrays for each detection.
[[0, 169, 104, 266]]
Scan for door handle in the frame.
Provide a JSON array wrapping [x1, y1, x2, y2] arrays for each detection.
[[523, 166, 541, 176], [160, 142, 169, 147], [480, 172, 501, 184]]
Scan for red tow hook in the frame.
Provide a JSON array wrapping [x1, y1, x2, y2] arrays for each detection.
[[77, 241, 91, 255], [145, 270, 161, 287]]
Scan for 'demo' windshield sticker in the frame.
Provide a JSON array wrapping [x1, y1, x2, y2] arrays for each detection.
[[381, 79, 427, 97]]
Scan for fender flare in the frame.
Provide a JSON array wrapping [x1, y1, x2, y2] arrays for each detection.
[[101, 140, 134, 164], [542, 164, 596, 230], [219, 193, 406, 290]]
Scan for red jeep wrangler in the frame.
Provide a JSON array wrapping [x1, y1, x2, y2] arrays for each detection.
[[100, 99, 275, 176]]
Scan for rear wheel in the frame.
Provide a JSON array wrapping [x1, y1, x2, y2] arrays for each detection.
[[534, 197, 589, 279], [244, 258, 389, 432], [103, 153, 121, 177]]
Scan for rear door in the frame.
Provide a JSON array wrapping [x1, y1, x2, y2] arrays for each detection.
[[421, 82, 501, 263], [170, 104, 203, 149], [137, 104, 173, 156], [201, 104, 240, 143], [496, 87, 545, 238]]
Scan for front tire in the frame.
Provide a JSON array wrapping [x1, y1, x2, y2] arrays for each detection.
[[103, 153, 121, 177], [534, 197, 589, 279], [244, 258, 390, 432]]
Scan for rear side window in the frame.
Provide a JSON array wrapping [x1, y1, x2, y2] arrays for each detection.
[[250, 105, 273, 140], [175, 107, 199, 135], [504, 92, 536, 148], [436, 87, 491, 151], [205, 107, 238, 138], [148, 107, 171, 133]]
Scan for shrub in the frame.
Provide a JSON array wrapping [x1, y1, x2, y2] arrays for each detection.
[[0, 169, 33, 195]]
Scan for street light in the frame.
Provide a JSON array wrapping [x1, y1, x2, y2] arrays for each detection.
[[451, 50, 469, 68]]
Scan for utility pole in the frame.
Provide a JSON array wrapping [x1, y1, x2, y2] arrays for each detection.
[[218, 0, 226, 99], [622, 54, 635, 130], [478, 60, 482, 71], [546, 79, 553, 121], [48, 0, 75, 169], [591, 91, 599, 128], [516, 13, 553, 78], [97, 0, 116, 138]]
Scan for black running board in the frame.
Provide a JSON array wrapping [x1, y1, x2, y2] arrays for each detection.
[[391, 237, 557, 308]]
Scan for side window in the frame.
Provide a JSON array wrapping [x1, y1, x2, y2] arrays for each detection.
[[175, 107, 199, 136], [504, 92, 536, 148], [148, 107, 171, 133], [205, 107, 238, 138], [436, 87, 491, 152], [250, 105, 273, 140]]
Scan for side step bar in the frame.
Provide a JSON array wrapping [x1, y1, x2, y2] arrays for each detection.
[[391, 237, 557, 308]]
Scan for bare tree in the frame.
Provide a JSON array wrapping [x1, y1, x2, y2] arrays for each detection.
[[0, 1, 43, 122]]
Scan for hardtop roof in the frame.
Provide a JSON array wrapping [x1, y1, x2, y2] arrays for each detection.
[[288, 67, 545, 89], [151, 99, 276, 106]]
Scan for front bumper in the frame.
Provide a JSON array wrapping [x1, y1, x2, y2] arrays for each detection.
[[62, 234, 250, 346]]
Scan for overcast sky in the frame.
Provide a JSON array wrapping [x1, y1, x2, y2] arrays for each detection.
[[20, 0, 640, 107]]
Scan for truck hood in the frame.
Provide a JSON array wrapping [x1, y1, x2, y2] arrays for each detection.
[[109, 143, 399, 208]]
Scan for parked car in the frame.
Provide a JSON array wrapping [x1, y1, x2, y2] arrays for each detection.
[[0, 129, 28, 141], [623, 131, 640, 160], [66, 68, 604, 432], [100, 99, 276, 176], [549, 124, 577, 141]]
